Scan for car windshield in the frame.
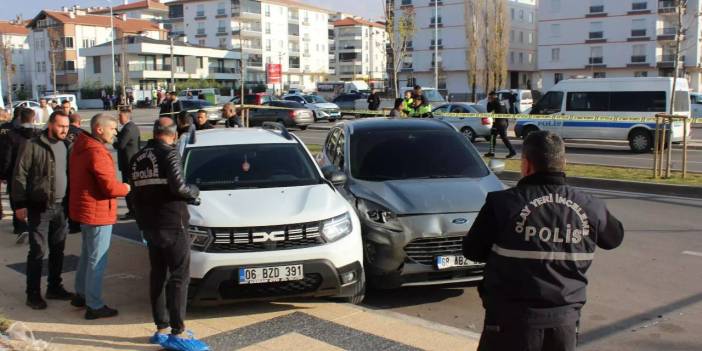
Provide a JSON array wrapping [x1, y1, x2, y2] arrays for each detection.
[[422, 90, 445, 103], [184, 143, 322, 191], [350, 129, 488, 181], [303, 95, 327, 103], [270, 101, 304, 108]]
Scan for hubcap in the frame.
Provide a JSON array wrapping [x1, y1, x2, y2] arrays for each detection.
[[633, 135, 648, 150], [463, 129, 474, 139]]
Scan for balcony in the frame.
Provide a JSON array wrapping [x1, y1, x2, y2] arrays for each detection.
[[233, 4, 261, 19], [628, 55, 650, 67], [209, 67, 240, 74], [243, 44, 262, 53], [217, 27, 228, 36], [339, 45, 361, 52], [240, 24, 262, 35], [246, 59, 263, 67], [216, 9, 227, 18], [586, 31, 606, 43], [658, 0, 685, 14], [657, 54, 685, 68], [196, 29, 207, 37], [401, 63, 413, 72], [657, 27, 683, 41], [628, 1, 650, 14]]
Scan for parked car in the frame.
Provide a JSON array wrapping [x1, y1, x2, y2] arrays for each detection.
[[332, 93, 368, 116], [691, 92, 702, 118], [432, 103, 492, 143], [43, 94, 78, 112], [231, 93, 277, 106], [181, 99, 222, 124], [316, 118, 505, 289], [248, 100, 314, 130], [283, 94, 341, 122], [12, 100, 41, 110], [179, 123, 365, 305], [477, 89, 533, 114]]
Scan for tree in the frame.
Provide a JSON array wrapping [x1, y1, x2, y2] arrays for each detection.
[[490, 0, 509, 90], [47, 27, 61, 94], [385, 2, 416, 98], [0, 35, 15, 106], [464, 0, 483, 102]]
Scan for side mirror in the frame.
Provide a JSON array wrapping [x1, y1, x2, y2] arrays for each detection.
[[321, 165, 347, 186], [489, 159, 506, 175]]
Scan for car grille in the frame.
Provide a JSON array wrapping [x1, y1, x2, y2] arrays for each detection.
[[404, 236, 465, 265], [218, 273, 323, 299], [323, 108, 340, 115], [207, 221, 325, 253]]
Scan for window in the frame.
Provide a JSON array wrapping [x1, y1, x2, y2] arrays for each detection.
[[93, 56, 101, 73], [551, 48, 560, 61], [219, 38, 227, 48], [631, 19, 646, 37], [528, 53, 533, 64], [519, 52, 524, 64], [430, 16, 442, 26], [266, 39, 271, 51], [632, 1, 647, 10], [196, 4, 205, 17], [81, 39, 95, 48], [198, 39, 206, 46], [554, 73, 564, 84], [550, 24, 561, 38], [593, 72, 606, 78], [510, 30, 515, 42], [519, 31, 524, 43], [529, 12, 534, 23], [590, 0, 604, 13], [41, 62, 46, 72], [510, 51, 515, 64], [218, 20, 226, 33], [511, 8, 515, 20], [567, 92, 610, 111], [635, 71, 648, 77], [519, 9, 524, 20], [589, 22, 603, 39], [198, 56, 204, 69], [217, 2, 225, 15], [264, 5, 270, 16], [528, 32, 533, 44], [64, 37, 74, 49], [198, 22, 205, 35], [632, 44, 646, 62], [551, 0, 561, 12], [265, 23, 271, 34], [64, 60, 75, 71], [589, 46, 603, 64], [532, 91, 564, 114], [612, 92, 665, 111]]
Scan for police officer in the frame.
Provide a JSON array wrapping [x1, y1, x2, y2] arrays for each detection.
[[410, 95, 432, 118], [129, 117, 208, 351], [463, 131, 624, 351], [484, 91, 516, 159]]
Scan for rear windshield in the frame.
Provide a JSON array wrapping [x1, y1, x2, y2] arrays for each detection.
[[184, 143, 321, 191], [350, 129, 488, 181]]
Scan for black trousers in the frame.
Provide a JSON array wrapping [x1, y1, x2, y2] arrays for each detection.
[[146, 229, 190, 335], [489, 124, 516, 154], [121, 171, 134, 214], [7, 183, 28, 234], [26, 202, 68, 294], [478, 320, 577, 351]]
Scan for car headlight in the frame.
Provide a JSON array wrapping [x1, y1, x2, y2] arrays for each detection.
[[189, 226, 212, 251], [321, 212, 353, 242], [317, 110, 330, 117], [356, 198, 402, 231]]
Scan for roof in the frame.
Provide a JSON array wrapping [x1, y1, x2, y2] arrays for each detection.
[[345, 118, 453, 133], [0, 21, 29, 35], [89, 0, 168, 14], [187, 128, 299, 148], [333, 17, 385, 29], [27, 10, 163, 33]]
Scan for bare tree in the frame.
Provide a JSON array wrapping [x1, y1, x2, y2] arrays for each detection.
[[385, 2, 416, 98], [491, 0, 509, 90], [0, 35, 15, 106], [464, 0, 482, 102], [47, 27, 61, 94], [482, 0, 493, 94]]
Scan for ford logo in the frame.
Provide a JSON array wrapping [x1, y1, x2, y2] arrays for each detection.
[[452, 218, 468, 225]]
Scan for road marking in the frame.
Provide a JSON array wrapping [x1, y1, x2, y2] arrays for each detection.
[[682, 251, 702, 257]]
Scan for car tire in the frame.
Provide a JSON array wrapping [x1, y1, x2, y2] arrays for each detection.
[[328, 118, 337, 123], [521, 125, 538, 140], [629, 128, 653, 153], [299, 125, 308, 130], [460, 127, 476, 143]]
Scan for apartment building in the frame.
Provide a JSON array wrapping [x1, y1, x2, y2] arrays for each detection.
[[165, 0, 331, 92], [538, 0, 702, 92], [81, 36, 240, 96], [0, 20, 32, 100], [26, 8, 166, 97], [331, 17, 388, 86], [395, 0, 538, 101], [88, 0, 168, 21]]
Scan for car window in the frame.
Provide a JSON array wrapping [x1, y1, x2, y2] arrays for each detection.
[[325, 128, 341, 162], [531, 91, 563, 114], [183, 143, 321, 191], [471, 105, 487, 113], [350, 129, 488, 181], [271, 101, 304, 108], [433, 105, 450, 113], [451, 105, 470, 113], [521, 91, 532, 100], [333, 130, 345, 170]]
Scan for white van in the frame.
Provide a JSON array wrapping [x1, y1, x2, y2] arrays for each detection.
[[43, 94, 78, 112], [515, 77, 691, 153], [477, 89, 533, 113]]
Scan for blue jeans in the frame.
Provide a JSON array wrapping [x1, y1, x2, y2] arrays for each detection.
[[75, 224, 113, 309]]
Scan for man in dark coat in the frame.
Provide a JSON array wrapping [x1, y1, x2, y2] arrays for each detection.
[[114, 109, 141, 219]]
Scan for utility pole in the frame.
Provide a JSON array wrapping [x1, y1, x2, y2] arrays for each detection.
[[239, 23, 246, 109], [109, 1, 116, 95], [433, 0, 438, 89], [170, 35, 175, 92], [121, 33, 127, 107]]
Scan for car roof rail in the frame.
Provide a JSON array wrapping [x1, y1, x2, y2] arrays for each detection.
[[262, 122, 293, 140]]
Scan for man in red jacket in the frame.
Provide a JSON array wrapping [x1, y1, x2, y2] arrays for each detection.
[[69, 113, 130, 320]]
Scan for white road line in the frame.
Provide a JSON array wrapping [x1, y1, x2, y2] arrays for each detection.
[[682, 251, 702, 258]]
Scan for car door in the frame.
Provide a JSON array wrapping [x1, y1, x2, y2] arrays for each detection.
[[449, 105, 476, 130], [529, 91, 564, 135]]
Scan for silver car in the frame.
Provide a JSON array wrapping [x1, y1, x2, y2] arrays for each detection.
[[283, 94, 341, 122], [433, 103, 493, 143], [316, 118, 505, 289]]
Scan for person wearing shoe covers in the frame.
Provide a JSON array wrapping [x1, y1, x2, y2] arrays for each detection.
[[463, 131, 624, 351], [484, 91, 516, 159], [131, 117, 209, 351], [11, 111, 75, 310], [69, 114, 131, 320]]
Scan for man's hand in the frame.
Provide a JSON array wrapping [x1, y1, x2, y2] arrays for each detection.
[[125, 183, 131, 193], [16, 208, 27, 222]]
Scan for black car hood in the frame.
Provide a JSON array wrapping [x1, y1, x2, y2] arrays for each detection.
[[349, 175, 504, 215]]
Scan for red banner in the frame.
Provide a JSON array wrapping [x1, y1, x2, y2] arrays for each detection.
[[267, 63, 282, 84]]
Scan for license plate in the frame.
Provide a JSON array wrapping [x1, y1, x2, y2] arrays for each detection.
[[435, 255, 479, 270], [238, 264, 304, 284]]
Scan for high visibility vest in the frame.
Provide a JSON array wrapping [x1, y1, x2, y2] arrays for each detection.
[[402, 98, 414, 115], [412, 104, 432, 118]]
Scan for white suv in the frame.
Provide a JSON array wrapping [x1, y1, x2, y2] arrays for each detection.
[[180, 123, 365, 305]]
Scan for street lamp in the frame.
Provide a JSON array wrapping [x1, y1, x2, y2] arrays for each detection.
[[107, 0, 116, 95], [433, 0, 438, 89]]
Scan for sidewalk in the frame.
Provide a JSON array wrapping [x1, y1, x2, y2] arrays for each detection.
[[0, 214, 478, 350]]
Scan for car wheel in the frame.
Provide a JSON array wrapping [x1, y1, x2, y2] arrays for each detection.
[[460, 127, 476, 143], [328, 118, 337, 122], [521, 125, 538, 140], [299, 125, 308, 130], [629, 128, 653, 153]]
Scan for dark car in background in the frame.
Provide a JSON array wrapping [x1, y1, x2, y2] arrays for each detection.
[[248, 100, 314, 130], [333, 93, 368, 114], [181, 99, 221, 124], [316, 118, 505, 289]]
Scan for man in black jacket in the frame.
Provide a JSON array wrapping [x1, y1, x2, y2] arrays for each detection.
[[463, 131, 624, 351], [194, 110, 214, 130], [159, 92, 183, 120], [367, 89, 381, 111], [130, 117, 207, 350], [485, 91, 516, 159], [65, 113, 83, 145], [222, 102, 242, 128], [114, 109, 140, 219], [1, 108, 39, 241]]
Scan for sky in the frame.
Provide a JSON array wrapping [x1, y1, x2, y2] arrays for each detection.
[[1, 0, 384, 22]]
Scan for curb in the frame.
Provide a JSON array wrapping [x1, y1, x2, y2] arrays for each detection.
[[497, 171, 702, 199]]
